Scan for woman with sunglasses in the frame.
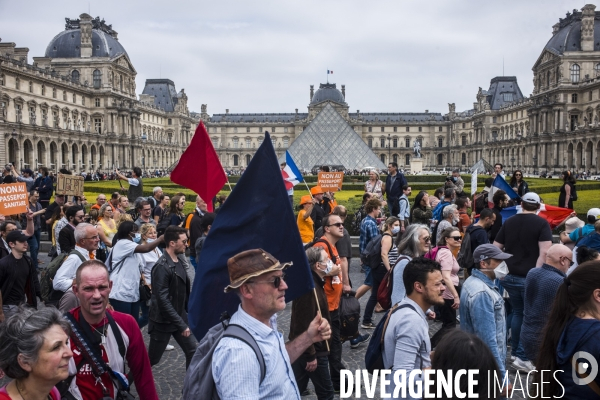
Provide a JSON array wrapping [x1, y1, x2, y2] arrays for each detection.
[[509, 170, 529, 201], [390, 224, 432, 306], [430, 226, 462, 348]]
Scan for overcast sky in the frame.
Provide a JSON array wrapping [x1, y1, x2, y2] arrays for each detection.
[[0, 1, 584, 115]]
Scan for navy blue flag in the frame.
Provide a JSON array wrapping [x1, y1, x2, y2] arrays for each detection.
[[188, 132, 315, 340]]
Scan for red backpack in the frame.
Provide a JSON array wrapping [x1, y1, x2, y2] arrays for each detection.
[[424, 245, 448, 262], [377, 255, 410, 311]]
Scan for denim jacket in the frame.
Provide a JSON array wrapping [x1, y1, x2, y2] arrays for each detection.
[[459, 269, 507, 380]]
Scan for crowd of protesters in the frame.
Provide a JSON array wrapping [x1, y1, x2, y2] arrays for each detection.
[[2, 160, 600, 399]]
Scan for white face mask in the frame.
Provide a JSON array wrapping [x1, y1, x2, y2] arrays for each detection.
[[146, 238, 155, 243], [391, 226, 400, 235], [494, 261, 509, 280], [323, 259, 334, 274]]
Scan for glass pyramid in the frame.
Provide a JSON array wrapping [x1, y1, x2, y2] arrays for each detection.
[[284, 104, 386, 171]]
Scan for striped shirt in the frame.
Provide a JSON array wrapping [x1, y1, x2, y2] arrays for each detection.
[[212, 305, 300, 400]]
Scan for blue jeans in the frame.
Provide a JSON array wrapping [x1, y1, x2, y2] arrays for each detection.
[[110, 299, 142, 327], [27, 230, 40, 270], [501, 274, 528, 360], [292, 355, 334, 399], [189, 255, 197, 271], [138, 300, 149, 329], [363, 265, 373, 287]]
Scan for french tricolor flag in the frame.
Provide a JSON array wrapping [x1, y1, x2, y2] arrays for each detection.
[[489, 175, 519, 209], [282, 151, 303, 190], [328, 70, 333, 74]]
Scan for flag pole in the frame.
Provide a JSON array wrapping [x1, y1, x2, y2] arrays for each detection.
[[313, 288, 330, 351]]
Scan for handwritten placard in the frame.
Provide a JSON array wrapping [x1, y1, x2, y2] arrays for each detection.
[[0, 183, 28, 215], [318, 172, 344, 192], [56, 174, 84, 196]]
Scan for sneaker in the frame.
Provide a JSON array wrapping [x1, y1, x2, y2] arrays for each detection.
[[361, 322, 375, 329], [510, 355, 516, 363], [350, 333, 371, 349], [511, 357, 535, 372], [165, 344, 175, 351]]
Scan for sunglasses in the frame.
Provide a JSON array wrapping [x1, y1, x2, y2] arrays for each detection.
[[515, 174, 522, 176], [249, 273, 286, 289], [327, 222, 344, 228], [450, 236, 462, 241], [422, 236, 431, 242]]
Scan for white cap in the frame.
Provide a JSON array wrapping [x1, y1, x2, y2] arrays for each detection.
[[521, 192, 540, 205], [587, 208, 600, 220]]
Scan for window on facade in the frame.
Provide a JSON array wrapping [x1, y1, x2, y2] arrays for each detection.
[[437, 154, 443, 166], [439, 126, 443, 132], [258, 137, 263, 146], [15, 77, 20, 90], [438, 137, 443, 148], [29, 106, 35, 123], [272, 127, 276, 133], [93, 70, 101, 89], [461, 153, 466, 165], [405, 154, 410, 165], [233, 155, 239, 166], [381, 127, 384, 132], [63, 91, 67, 101], [81, 96, 85, 106], [393, 126, 397, 132], [15, 104, 22, 122], [380, 138, 385, 148], [284, 127, 288, 133], [52, 88, 56, 98], [245, 154, 251, 165], [233, 138, 239, 148], [368, 127, 372, 132], [462, 136, 467, 146], [503, 93, 513, 102], [462, 123, 466, 128], [53, 111, 59, 128], [492, 116, 497, 123], [94, 98, 100, 107], [405, 138, 410, 148], [0, 74, 4, 86], [73, 93, 76, 104], [418, 127, 422, 132], [571, 64, 580, 83], [572, 94, 578, 103], [168, 118, 172, 125], [393, 154, 398, 163], [590, 91, 593, 101], [246, 138, 251, 148], [29, 81, 33, 93], [94, 118, 102, 134], [211, 138, 218, 148], [406, 127, 409, 132], [283, 137, 289, 147], [368, 138, 373, 148], [393, 138, 398, 148], [246, 127, 250, 133], [71, 70, 80, 83]]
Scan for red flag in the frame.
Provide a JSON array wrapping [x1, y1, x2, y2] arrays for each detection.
[[539, 204, 574, 229], [170, 121, 226, 212]]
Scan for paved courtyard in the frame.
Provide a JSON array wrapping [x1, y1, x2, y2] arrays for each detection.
[[1, 253, 527, 399]]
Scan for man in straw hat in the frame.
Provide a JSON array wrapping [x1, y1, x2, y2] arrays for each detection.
[[212, 248, 332, 399]]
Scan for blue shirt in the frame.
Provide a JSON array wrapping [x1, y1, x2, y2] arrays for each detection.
[[399, 194, 410, 221], [520, 264, 566, 361], [359, 215, 379, 254], [569, 224, 595, 242], [460, 269, 507, 380], [212, 305, 300, 400]]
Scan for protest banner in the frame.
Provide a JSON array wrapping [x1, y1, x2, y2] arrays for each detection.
[[318, 172, 344, 192], [56, 174, 84, 196], [0, 183, 29, 215]]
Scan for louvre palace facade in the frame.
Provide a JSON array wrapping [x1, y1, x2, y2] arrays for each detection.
[[204, 4, 600, 174], [0, 13, 195, 173], [4, 6, 600, 175]]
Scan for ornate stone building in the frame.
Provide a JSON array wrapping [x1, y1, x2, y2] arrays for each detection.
[[0, 13, 194, 173], [203, 4, 600, 174]]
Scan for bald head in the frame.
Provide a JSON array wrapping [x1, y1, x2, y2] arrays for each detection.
[[546, 244, 574, 272]]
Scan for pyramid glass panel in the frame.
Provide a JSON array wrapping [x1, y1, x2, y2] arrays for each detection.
[[282, 104, 386, 170]]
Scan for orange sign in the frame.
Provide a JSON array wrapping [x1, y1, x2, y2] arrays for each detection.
[[56, 174, 84, 196], [0, 183, 29, 216], [318, 172, 344, 192]]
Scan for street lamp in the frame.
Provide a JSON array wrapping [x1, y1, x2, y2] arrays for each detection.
[[532, 155, 538, 175], [20, 158, 23, 169], [511, 157, 515, 170]]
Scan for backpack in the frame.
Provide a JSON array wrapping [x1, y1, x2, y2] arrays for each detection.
[[377, 256, 410, 311], [339, 291, 361, 341], [183, 317, 265, 400], [457, 228, 476, 270], [424, 245, 447, 262], [156, 212, 172, 237], [432, 201, 450, 222], [475, 191, 489, 214], [40, 249, 86, 302], [303, 238, 339, 263], [360, 233, 390, 269], [352, 207, 365, 235], [365, 303, 418, 374]]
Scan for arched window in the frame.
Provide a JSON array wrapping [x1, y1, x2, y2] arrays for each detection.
[[233, 155, 239, 166], [93, 70, 101, 89], [571, 64, 580, 83], [71, 70, 80, 83]]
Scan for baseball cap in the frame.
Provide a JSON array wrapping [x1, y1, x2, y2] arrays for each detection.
[[6, 230, 29, 244], [473, 244, 513, 263], [521, 192, 540, 205], [587, 208, 600, 220], [310, 186, 324, 196], [21, 168, 33, 176], [300, 195, 312, 205]]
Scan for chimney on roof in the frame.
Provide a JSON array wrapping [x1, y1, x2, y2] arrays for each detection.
[[310, 85, 314, 102], [226, 109, 229, 114], [79, 13, 93, 58], [581, 4, 596, 51], [341, 85, 345, 98], [552, 22, 560, 35], [111, 30, 119, 41]]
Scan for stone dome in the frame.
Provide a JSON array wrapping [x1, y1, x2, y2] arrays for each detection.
[[45, 17, 127, 59], [311, 83, 346, 105], [545, 9, 600, 54]]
